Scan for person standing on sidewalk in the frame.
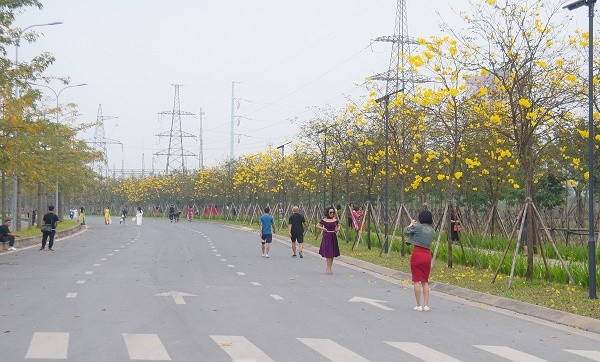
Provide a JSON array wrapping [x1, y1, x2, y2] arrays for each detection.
[[40, 205, 59, 251], [288, 206, 308, 258], [404, 210, 434, 312], [259, 207, 275, 258], [0, 219, 20, 251]]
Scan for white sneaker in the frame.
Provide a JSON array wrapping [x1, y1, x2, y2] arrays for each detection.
[[413, 306, 423, 311], [423, 306, 430, 312], [262, 253, 265, 257], [265, 254, 270, 258], [8, 247, 16, 251]]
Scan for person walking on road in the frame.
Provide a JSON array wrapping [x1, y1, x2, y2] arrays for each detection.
[[316, 206, 340, 274], [184, 204, 194, 222], [135, 206, 144, 226], [288, 206, 308, 258], [79, 207, 85, 225], [0, 219, 20, 251], [404, 210, 435, 312], [40, 205, 59, 251], [259, 207, 275, 258], [104, 206, 111, 225], [120, 206, 128, 224], [169, 205, 176, 222]]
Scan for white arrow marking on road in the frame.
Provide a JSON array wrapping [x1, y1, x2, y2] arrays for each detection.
[[349, 296, 394, 310], [155, 291, 197, 305]]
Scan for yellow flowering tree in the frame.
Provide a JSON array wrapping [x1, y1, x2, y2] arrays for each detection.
[[454, 0, 582, 279]]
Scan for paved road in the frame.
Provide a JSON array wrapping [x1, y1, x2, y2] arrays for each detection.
[[0, 216, 598, 361]]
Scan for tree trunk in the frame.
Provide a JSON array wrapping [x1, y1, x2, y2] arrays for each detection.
[[37, 183, 44, 227], [16, 176, 21, 231], [524, 167, 536, 281], [1, 172, 5, 221]]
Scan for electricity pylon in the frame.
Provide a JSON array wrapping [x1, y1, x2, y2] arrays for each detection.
[[91, 104, 121, 178], [155, 84, 196, 174]]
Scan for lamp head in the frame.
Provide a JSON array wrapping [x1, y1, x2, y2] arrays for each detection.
[[564, 0, 589, 10]]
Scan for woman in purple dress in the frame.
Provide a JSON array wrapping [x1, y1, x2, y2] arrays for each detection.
[[316, 206, 341, 274]]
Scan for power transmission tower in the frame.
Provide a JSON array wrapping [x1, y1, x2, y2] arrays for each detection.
[[230, 81, 240, 160], [372, 0, 428, 94], [91, 104, 121, 178], [199, 107, 205, 169], [155, 84, 196, 174]]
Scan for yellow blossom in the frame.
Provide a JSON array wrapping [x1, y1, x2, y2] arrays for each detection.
[[518, 98, 532, 108]]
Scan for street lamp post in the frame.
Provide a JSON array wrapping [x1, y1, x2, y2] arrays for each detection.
[[11, 21, 62, 229], [30, 83, 87, 220], [317, 129, 327, 215], [276, 141, 291, 225], [565, 0, 597, 299], [375, 88, 403, 255]]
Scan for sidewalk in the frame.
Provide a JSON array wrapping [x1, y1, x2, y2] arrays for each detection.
[[0, 224, 86, 252]]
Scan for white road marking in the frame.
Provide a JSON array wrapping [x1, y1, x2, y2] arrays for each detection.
[[123, 333, 171, 360], [237, 272, 246, 275], [270, 295, 284, 300], [216, 254, 221, 256], [473, 345, 548, 362], [298, 338, 369, 361], [76, 280, 85, 284], [66, 293, 77, 298], [25, 332, 69, 359], [386, 342, 461, 362], [227, 265, 235, 268], [251, 282, 261, 286], [220, 259, 227, 262], [85, 271, 93, 275], [211, 335, 273, 362], [93, 264, 101, 266], [564, 349, 600, 361], [155, 291, 197, 305], [349, 296, 393, 311], [114, 249, 120, 252], [100, 258, 107, 261], [108, 254, 114, 256]]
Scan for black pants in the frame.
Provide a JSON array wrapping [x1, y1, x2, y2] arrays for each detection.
[[1, 235, 15, 247], [41, 231, 56, 249]]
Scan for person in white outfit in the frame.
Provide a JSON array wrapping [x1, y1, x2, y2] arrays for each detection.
[[136, 207, 143, 226]]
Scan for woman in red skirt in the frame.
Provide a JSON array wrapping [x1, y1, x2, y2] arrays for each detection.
[[404, 210, 435, 311]]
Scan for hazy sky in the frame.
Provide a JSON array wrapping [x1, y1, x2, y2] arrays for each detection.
[[15, 1, 470, 172]]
